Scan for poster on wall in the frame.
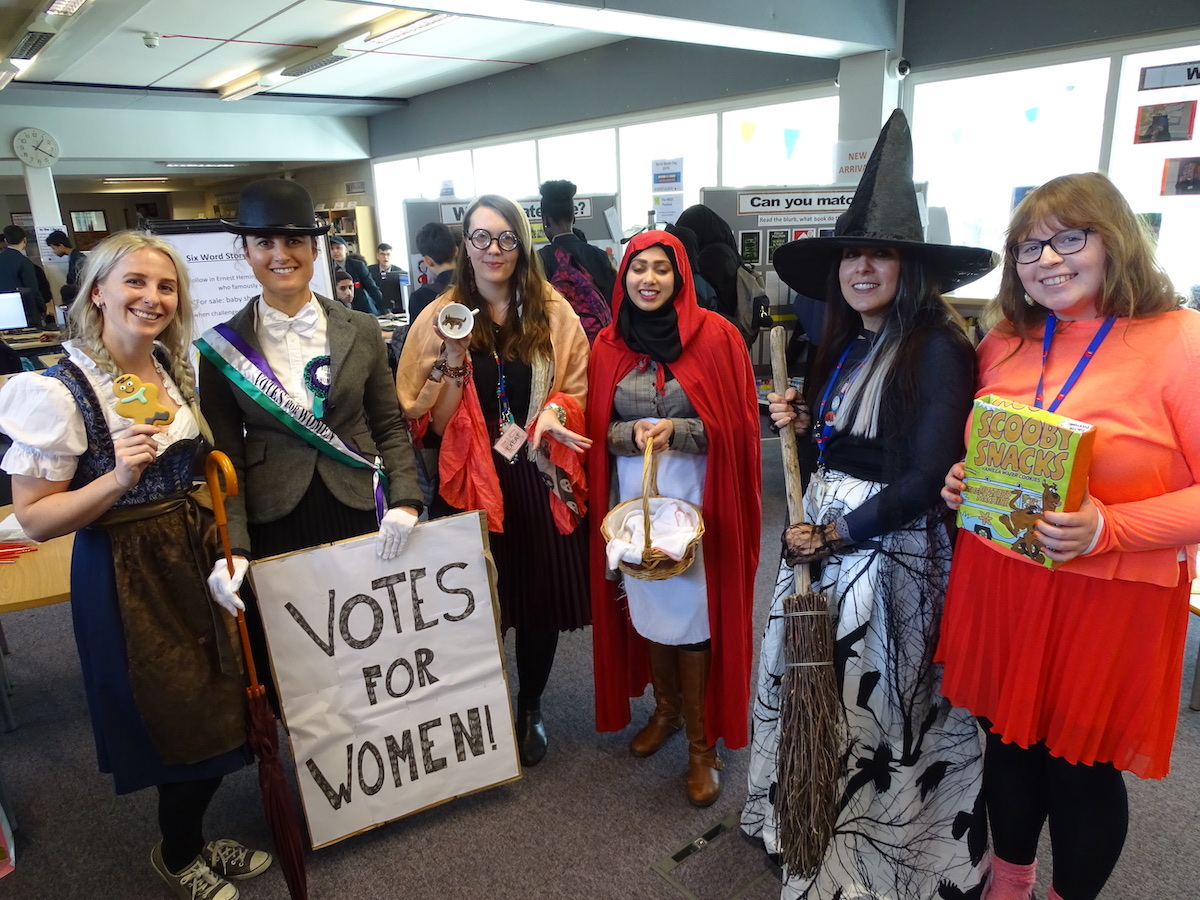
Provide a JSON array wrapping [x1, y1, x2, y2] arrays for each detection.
[[249, 512, 519, 849], [1134, 102, 1196, 144], [152, 223, 332, 338], [1160, 157, 1200, 195], [739, 230, 761, 264]]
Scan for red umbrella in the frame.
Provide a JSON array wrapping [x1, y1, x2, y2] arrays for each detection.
[[206, 451, 308, 900]]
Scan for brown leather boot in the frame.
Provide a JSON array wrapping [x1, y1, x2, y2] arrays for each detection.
[[629, 642, 683, 757], [679, 646, 722, 807]]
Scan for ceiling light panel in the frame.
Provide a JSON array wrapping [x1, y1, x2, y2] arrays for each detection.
[[45, 0, 89, 15]]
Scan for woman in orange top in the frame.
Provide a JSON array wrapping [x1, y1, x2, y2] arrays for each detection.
[[939, 173, 1200, 900]]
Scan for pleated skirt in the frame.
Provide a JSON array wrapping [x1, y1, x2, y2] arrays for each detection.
[[936, 532, 1190, 779], [433, 454, 590, 633]]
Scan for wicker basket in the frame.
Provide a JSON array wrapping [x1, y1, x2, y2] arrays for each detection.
[[600, 436, 705, 581]]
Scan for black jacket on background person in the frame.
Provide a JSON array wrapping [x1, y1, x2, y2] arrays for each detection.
[[0, 247, 46, 326], [344, 255, 383, 316]]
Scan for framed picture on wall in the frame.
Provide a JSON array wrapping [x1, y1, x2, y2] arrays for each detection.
[[1134, 101, 1196, 144], [739, 230, 762, 265], [70, 210, 108, 232], [1161, 157, 1200, 195]]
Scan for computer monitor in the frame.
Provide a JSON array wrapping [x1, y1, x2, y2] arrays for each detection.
[[0, 292, 29, 330]]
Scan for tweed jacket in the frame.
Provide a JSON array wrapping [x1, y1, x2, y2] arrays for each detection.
[[198, 293, 422, 554]]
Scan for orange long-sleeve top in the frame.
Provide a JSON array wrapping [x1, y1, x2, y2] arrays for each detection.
[[969, 308, 1200, 588]]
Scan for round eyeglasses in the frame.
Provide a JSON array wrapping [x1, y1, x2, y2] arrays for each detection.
[[1009, 228, 1092, 265], [468, 228, 519, 252]]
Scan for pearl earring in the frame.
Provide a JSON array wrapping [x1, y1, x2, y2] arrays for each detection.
[[1024, 293, 1035, 307]]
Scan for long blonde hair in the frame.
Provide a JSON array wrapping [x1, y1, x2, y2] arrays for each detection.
[[993, 173, 1179, 337], [68, 231, 212, 442]]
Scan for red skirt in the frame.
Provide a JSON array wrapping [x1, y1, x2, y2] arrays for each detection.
[[936, 532, 1190, 779]]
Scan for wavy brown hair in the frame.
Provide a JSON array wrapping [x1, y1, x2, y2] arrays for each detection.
[[451, 194, 552, 364], [992, 172, 1179, 338]]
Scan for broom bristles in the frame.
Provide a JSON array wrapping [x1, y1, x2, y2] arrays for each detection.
[[776, 588, 842, 878]]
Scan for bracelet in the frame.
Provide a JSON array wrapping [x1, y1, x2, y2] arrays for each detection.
[[543, 402, 567, 426], [431, 356, 471, 387]]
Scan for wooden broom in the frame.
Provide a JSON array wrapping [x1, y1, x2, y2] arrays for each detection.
[[769, 325, 842, 877]]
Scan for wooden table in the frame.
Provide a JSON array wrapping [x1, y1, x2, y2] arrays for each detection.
[[0, 506, 73, 612], [0, 505, 73, 731]]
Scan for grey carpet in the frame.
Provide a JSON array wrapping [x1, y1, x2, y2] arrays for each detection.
[[1, 436, 1198, 898]]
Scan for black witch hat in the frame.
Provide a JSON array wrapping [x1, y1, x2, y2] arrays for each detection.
[[221, 178, 329, 237], [772, 109, 997, 300]]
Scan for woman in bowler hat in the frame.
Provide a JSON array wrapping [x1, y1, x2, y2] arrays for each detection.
[[197, 178, 422, 692]]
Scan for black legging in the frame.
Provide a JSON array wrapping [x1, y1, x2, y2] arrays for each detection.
[[982, 725, 1127, 900], [515, 627, 559, 702], [158, 777, 223, 873]]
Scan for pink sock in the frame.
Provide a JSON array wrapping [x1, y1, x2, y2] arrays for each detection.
[[983, 855, 1037, 900], [1047, 889, 1064, 900]]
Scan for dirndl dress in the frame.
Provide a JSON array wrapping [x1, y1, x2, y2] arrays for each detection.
[[743, 467, 985, 899]]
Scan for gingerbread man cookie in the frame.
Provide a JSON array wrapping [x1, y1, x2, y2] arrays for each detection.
[[112, 374, 175, 426]]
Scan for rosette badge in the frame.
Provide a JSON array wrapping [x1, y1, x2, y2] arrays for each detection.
[[437, 303, 477, 339]]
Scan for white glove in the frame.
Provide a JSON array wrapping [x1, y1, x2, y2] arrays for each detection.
[[377, 507, 418, 560], [207, 556, 249, 616]]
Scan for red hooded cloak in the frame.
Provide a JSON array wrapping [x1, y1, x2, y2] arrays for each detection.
[[587, 230, 761, 749]]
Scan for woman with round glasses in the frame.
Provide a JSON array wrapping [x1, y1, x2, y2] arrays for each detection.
[[939, 172, 1199, 900], [397, 194, 592, 767]]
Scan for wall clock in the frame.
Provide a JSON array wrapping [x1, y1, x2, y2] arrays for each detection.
[[13, 128, 60, 168]]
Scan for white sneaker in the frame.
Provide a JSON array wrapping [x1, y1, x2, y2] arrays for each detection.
[[150, 842, 239, 900]]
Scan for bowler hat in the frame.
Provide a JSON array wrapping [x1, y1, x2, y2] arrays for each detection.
[[773, 110, 997, 299], [221, 178, 329, 237]]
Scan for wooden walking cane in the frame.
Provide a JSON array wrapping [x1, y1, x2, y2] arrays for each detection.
[[769, 326, 842, 877], [205, 451, 309, 900]]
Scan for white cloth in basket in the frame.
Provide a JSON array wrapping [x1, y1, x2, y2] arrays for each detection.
[[613, 444, 709, 645], [604, 498, 700, 569]]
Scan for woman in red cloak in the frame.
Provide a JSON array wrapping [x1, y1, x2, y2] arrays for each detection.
[[587, 229, 761, 806]]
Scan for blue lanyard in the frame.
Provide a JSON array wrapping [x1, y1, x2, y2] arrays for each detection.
[[1034, 313, 1115, 412], [493, 350, 516, 431], [814, 340, 863, 464]]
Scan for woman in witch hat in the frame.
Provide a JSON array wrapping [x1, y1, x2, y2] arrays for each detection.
[[939, 174, 1196, 900], [741, 109, 997, 899], [197, 178, 423, 700], [0, 232, 271, 899]]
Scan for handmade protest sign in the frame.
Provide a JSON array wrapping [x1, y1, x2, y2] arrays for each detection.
[[250, 512, 519, 848]]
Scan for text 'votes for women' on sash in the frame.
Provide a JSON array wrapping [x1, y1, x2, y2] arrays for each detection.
[[249, 512, 520, 849]]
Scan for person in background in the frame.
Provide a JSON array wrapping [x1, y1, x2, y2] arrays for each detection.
[[397, 194, 591, 768], [368, 242, 405, 315], [198, 178, 422, 705], [674, 205, 740, 324], [537, 179, 616, 301], [743, 110, 997, 899], [0, 225, 48, 327], [333, 267, 355, 307], [663, 223, 717, 311], [406, 222, 457, 324], [939, 172, 1199, 900], [0, 231, 272, 900], [329, 235, 383, 316], [47, 230, 87, 288], [588, 229, 760, 807]]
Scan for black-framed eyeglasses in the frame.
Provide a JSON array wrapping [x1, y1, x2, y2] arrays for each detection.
[[1009, 228, 1092, 265], [468, 228, 519, 252]]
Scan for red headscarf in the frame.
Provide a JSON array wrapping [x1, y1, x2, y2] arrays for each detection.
[[587, 230, 761, 748]]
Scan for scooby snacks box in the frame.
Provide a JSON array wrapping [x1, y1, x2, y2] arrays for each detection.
[[957, 394, 1095, 569]]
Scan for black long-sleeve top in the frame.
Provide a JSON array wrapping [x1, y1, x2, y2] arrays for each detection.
[[817, 325, 975, 543]]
